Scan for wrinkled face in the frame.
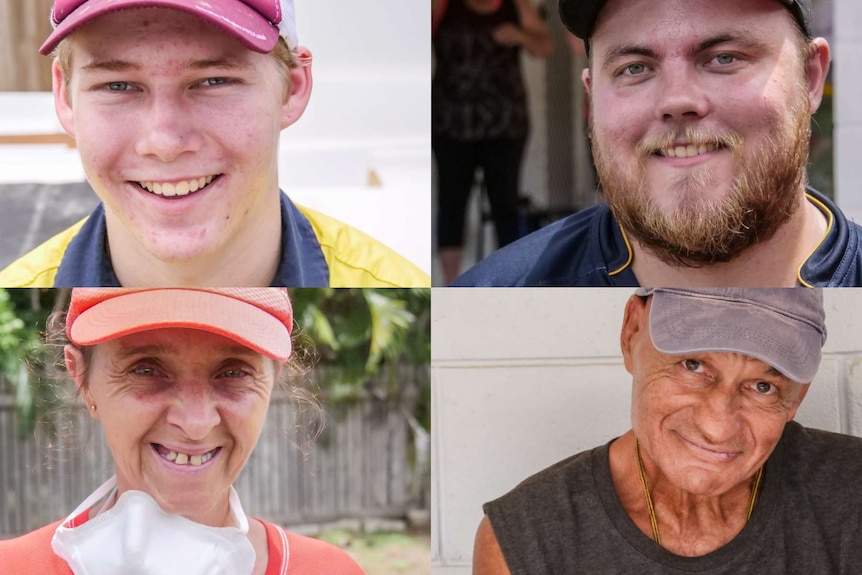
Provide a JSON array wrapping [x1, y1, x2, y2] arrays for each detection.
[[56, 7, 303, 263], [585, 0, 818, 266], [66, 329, 278, 526], [622, 297, 808, 496]]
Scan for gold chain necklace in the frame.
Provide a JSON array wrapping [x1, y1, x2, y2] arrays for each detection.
[[634, 437, 764, 547]]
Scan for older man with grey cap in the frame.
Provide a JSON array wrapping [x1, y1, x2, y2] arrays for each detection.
[[474, 288, 862, 574], [453, 0, 862, 288]]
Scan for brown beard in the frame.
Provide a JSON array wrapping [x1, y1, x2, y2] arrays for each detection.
[[590, 86, 812, 267]]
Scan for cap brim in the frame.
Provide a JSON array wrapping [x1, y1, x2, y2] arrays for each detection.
[[41, 0, 279, 55], [648, 292, 821, 383], [69, 290, 292, 360]]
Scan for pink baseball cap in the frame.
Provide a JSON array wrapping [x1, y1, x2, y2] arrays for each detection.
[[66, 288, 294, 361], [40, 0, 298, 55]]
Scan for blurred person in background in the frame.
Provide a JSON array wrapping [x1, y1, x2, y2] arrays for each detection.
[[0, 288, 365, 574], [433, 0, 551, 284]]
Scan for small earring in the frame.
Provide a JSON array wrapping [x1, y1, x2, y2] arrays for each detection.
[[90, 404, 97, 411]]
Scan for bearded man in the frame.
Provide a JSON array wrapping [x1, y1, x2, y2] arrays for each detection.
[[452, 0, 862, 287]]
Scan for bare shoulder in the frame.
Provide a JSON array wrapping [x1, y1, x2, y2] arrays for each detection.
[[473, 515, 512, 575]]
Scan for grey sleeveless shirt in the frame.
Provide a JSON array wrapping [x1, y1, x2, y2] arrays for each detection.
[[484, 422, 862, 574]]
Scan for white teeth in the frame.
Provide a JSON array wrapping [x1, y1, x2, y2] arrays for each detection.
[[138, 176, 218, 197], [660, 143, 718, 159], [167, 451, 177, 462], [175, 453, 189, 465]]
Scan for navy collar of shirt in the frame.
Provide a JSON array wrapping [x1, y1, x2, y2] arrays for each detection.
[[452, 188, 862, 287], [54, 192, 329, 287], [511, 187, 857, 287]]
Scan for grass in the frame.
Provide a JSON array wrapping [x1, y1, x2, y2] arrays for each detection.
[[318, 530, 431, 575]]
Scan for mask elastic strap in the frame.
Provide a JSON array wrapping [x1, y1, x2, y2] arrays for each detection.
[[60, 475, 118, 527], [228, 486, 250, 534]]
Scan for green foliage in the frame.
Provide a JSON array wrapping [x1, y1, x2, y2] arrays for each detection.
[[291, 288, 430, 381], [0, 289, 67, 436], [0, 289, 27, 382], [290, 288, 431, 430]]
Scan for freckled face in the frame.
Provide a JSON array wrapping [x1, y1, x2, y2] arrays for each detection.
[[624, 300, 807, 496], [586, 0, 813, 265], [73, 329, 277, 526], [59, 7, 290, 263]]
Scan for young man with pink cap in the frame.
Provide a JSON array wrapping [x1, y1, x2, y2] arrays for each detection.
[[0, 288, 366, 574], [0, 0, 429, 288]]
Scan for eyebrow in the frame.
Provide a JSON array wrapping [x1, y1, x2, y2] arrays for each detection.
[[187, 57, 254, 71], [600, 31, 768, 71], [764, 366, 784, 378], [81, 59, 141, 73], [80, 56, 253, 74]]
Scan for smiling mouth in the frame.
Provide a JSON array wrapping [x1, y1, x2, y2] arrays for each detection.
[[655, 143, 724, 159], [152, 443, 220, 466], [675, 432, 741, 460], [135, 175, 222, 198]]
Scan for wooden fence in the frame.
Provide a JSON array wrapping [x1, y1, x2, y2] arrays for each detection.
[[0, 365, 429, 538], [0, 0, 54, 91]]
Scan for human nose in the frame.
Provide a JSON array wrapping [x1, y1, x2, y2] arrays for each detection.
[[656, 63, 710, 122], [165, 382, 221, 441], [134, 93, 202, 162], [693, 387, 742, 445]]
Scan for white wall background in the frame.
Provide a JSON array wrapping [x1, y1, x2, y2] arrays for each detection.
[[284, 1, 430, 273], [430, 288, 862, 575], [0, 1, 431, 274], [834, 0, 862, 225]]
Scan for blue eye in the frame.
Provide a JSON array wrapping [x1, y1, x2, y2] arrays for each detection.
[[202, 77, 230, 87], [107, 82, 130, 91], [624, 63, 646, 75], [715, 53, 735, 65]]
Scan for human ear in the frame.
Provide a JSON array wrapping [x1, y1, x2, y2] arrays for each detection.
[[582, 67, 592, 96], [52, 60, 76, 138], [65, 345, 98, 420], [280, 47, 313, 129], [620, 295, 647, 374], [804, 38, 831, 114]]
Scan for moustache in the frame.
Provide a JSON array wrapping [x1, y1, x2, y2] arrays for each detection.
[[636, 127, 743, 158]]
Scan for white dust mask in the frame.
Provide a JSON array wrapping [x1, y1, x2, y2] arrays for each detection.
[[51, 476, 256, 575]]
